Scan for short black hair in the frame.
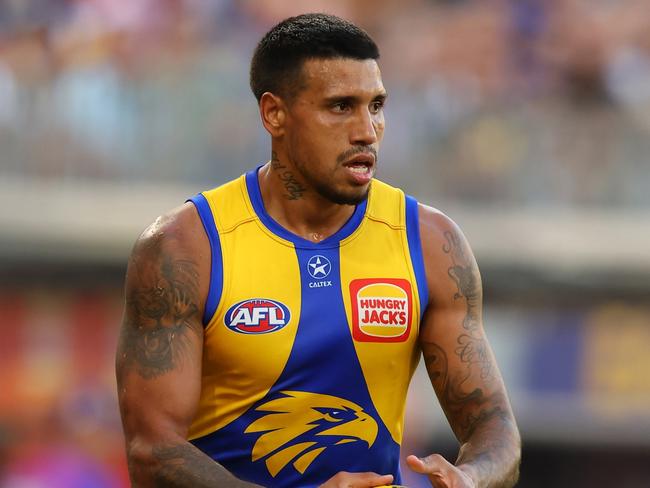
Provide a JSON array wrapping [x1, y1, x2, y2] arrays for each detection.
[[250, 13, 380, 102]]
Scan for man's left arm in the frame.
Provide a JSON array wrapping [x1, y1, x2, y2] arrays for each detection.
[[407, 204, 521, 488]]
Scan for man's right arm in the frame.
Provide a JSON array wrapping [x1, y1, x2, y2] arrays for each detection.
[[116, 205, 261, 487]]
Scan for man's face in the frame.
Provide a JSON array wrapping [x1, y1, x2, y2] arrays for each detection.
[[282, 57, 386, 205]]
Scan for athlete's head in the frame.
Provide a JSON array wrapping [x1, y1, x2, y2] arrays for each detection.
[[251, 13, 386, 205], [250, 13, 379, 103]]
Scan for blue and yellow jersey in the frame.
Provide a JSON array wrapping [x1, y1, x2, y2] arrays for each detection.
[[187, 167, 428, 487]]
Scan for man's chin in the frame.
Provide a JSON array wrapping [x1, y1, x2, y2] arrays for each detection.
[[319, 184, 370, 206]]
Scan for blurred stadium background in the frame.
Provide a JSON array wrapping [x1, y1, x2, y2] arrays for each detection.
[[1, 0, 649, 487]]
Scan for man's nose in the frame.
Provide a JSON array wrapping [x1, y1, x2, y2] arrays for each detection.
[[350, 108, 378, 146]]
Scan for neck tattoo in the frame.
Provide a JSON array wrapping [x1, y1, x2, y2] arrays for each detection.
[[270, 151, 307, 200]]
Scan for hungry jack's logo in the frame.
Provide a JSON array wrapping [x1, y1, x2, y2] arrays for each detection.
[[350, 278, 412, 342]]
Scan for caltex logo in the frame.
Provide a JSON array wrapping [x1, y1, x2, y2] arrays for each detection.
[[307, 255, 331, 279]]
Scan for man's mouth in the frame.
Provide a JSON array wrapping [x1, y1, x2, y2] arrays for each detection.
[[344, 154, 375, 171], [343, 154, 375, 182]]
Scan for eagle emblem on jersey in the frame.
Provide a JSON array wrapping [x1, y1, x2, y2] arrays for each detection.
[[244, 391, 378, 477]]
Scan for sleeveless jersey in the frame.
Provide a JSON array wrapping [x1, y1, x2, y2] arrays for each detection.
[[186, 168, 429, 488]]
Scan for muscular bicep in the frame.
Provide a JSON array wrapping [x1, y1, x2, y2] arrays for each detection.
[[116, 214, 206, 446], [418, 207, 512, 444]]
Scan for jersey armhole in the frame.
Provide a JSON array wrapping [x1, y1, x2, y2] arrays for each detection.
[[187, 194, 223, 326], [405, 195, 429, 319]]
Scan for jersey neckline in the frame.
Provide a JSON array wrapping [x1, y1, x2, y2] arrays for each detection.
[[245, 166, 368, 249]]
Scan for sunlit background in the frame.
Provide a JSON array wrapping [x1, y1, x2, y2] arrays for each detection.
[[1, 1, 649, 487]]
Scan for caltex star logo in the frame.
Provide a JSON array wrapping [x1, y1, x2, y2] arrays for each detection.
[[307, 255, 331, 279]]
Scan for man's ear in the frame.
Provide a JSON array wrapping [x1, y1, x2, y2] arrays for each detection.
[[259, 92, 287, 138]]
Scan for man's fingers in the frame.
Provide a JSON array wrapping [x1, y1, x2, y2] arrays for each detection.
[[320, 471, 394, 488], [406, 453, 452, 474], [407, 454, 476, 488], [405, 454, 427, 473], [352, 472, 394, 487]]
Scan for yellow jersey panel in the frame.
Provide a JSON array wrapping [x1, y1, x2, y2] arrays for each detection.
[[188, 178, 301, 439], [340, 180, 423, 445]]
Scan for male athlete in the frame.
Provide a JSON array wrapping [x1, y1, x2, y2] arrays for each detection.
[[117, 13, 520, 488]]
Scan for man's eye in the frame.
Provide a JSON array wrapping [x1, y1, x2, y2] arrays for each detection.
[[370, 101, 384, 113], [333, 102, 350, 112]]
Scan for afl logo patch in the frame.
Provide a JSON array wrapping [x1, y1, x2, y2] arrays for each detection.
[[225, 299, 291, 334], [350, 279, 412, 343]]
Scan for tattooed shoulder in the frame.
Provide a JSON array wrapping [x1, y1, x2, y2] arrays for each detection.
[[118, 230, 202, 380]]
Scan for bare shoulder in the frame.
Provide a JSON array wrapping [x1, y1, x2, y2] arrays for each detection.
[[133, 201, 208, 259], [127, 202, 210, 310], [417, 203, 479, 305], [417, 203, 467, 250]]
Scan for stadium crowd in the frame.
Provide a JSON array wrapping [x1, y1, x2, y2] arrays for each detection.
[[0, 0, 649, 206]]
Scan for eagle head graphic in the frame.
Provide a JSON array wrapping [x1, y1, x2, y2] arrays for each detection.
[[244, 390, 378, 477]]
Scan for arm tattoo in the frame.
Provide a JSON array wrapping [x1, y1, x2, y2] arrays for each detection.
[[419, 231, 508, 439], [423, 339, 514, 480], [119, 256, 201, 379], [443, 230, 492, 381], [421, 230, 520, 485], [152, 444, 220, 487], [423, 341, 506, 439], [151, 444, 258, 488], [271, 151, 307, 200]]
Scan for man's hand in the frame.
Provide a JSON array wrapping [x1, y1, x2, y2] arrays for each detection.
[[406, 454, 475, 488], [320, 471, 394, 488]]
